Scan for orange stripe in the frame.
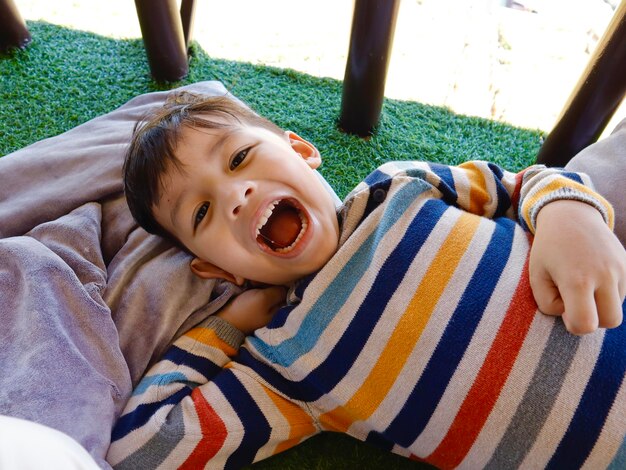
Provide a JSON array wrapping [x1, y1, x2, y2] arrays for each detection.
[[427, 253, 536, 469], [263, 386, 317, 455], [179, 388, 228, 469], [521, 178, 614, 231], [320, 212, 481, 432], [459, 161, 490, 215], [185, 327, 237, 355]]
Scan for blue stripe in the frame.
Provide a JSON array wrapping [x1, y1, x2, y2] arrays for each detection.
[[249, 179, 432, 366], [244, 192, 442, 403], [547, 322, 626, 469], [132, 372, 188, 395], [293, 199, 444, 400], [384, 217, 516, 447], [424, 163, 457, 205], [218, 372, 271, 469], [561, 170, 584, 185], [265, 304, 293, 330], [237, 346, 310, 400], [487, 162, 510, 217], [363, 168, 393, 187], [162, 345, 222, 377], [112, 387, 191, 441]]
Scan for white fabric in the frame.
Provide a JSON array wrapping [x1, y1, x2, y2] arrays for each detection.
[[0, 416, 100, 470]]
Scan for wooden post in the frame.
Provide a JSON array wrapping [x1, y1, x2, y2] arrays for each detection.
[[338, 0, 401, 136], [134, 0, 190, 82], [536, 2, 626, 167], [0, 0, 31, 52]]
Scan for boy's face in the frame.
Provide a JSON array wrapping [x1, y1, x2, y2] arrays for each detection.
[[152, 119, 340, 286]]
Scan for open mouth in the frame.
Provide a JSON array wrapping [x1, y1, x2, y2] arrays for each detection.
[[256, 199, 308, 253]]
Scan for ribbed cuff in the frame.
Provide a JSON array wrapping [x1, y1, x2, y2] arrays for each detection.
[[203, 315, 245, 349], [529, 187, 614, 233]]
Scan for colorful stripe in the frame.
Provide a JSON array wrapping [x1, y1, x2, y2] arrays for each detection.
[[547, 325, 626, 469], [109, 160, 623, 470], [179, 390, 228, 468], [249, 178, 433, 364], [320, 210, 481, 431], [427, 253, 537, 468], [483, 320, 580, 469], [382, 216, 516, 447]]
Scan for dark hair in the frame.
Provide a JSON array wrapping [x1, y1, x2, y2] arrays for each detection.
[[123, 91, 285, 243]]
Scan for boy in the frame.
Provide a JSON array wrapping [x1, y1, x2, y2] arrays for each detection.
[[108, 92, 626, 469]]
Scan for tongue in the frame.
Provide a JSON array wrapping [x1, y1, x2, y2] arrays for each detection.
[[261, 204, 302, 249]]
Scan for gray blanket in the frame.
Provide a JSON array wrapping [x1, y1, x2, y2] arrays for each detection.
[[0, 81, 240, 468]]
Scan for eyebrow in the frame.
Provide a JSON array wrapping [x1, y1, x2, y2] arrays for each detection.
[[168, 127, 241, 230]]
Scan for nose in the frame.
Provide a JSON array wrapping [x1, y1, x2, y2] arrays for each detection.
[[229, 183, 254, 217]]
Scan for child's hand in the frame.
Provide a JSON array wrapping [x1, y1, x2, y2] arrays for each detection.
[[530, 200, 626, 335], [217, 286, 287, 335]]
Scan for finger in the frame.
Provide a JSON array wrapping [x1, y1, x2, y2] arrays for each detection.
[[595, 284, 624, 329], [530, 275, 564, 316], [560, 284, 598, 335]]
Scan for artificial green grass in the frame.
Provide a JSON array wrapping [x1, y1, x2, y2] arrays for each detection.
[[0, 21, 544, 469]]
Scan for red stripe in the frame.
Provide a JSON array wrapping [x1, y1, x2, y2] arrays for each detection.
[[426, 254, 536, 469], [179, 389, 228, 469]]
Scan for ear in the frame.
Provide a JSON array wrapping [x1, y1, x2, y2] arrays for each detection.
[[190, 258, 246, 286], [285, 131, 322, 169]]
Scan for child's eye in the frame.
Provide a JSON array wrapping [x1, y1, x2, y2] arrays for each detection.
[[230, 148, 250, 170], [194, 202, 209, 228]]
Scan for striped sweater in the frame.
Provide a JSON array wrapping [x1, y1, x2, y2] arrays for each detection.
[[108, 161, 625, 469]]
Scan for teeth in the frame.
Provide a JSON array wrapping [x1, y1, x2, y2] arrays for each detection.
[[255, 200, 279, 236], [255, 200, 308, 253]]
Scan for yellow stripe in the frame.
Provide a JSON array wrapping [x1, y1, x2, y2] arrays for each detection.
[[459, 161, 490, 216], [185, 327, 237, 355], [319, 212, 482, 432], [262, 386, 317, 455], [521, 178, 614, 230]]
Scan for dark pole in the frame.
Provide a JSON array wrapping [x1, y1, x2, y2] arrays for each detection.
[[536, 2, 626, 167], [180, 0, 197, 50], [338, 0, 401, 137], [134, 0, 189, 82], [0, 0, 31, 52]]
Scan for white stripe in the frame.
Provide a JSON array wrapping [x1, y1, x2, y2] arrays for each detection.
[[451, 165, 471, 211], [413, 224, 529, 455], [520, 329, 605, 469], [323, 204, 461, 411], [233, 370, 292, 462], [109, 403, 178, 466], [207, 383, 245, 467], [160, 403, 204, 469], [459, 313, 553, 469], [369, 212, 494, 434], [332, 208, 464, 442]]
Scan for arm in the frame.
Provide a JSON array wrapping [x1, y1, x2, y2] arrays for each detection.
[[416, 160, 625, 334], [107, 287, 319, 469]]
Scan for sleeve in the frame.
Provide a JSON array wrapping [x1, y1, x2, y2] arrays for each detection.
[[412, 161, 614, 234], [106, 316, 319, 470]]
